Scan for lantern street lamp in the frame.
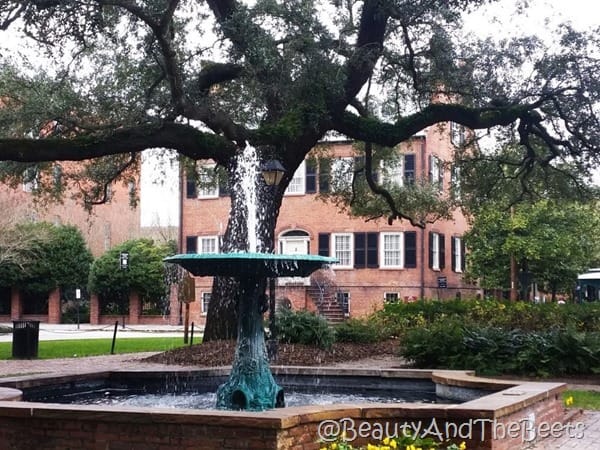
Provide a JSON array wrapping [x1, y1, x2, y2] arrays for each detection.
[[260, 159, 286, 186], [260, 160, 286, 361]]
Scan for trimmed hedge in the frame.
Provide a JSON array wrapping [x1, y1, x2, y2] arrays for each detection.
[[400, 324, 600, 376]]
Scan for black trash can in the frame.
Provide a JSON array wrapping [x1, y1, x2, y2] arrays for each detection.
[[12, 320, 40, 359]]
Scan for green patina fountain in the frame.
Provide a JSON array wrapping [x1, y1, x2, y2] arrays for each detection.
[[164, 252, 336, 411]]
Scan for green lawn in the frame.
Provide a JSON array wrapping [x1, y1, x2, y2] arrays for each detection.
[[564, 390, 600, 411], [0, 337, 188, 360]]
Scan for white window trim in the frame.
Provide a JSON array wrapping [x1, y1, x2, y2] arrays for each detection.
[[330, 157, 354, 193], [384, 292, 400, 303], [451, 122, 465, 147], [432, 232, 441, 271], [336, 291, 350, 317], [380, 158, 404, 188], [380, 232, 404, 268], [198, 235, 220, 254], [431, 155, 442, 188], [201, 292, 211, 315], [331, 233, 353, 269], [277, 232, 311, 286], [22, 168, 39, 193], [454, 237, 463, 273], [198, 164, 219, 199], [284, 160, 306, 196]]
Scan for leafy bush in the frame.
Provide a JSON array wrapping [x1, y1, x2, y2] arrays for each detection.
[[333, 318, 386, 343], [275, 308, 335, 349], [399, 318, 466, 368], [375, 298, 600, 333], [400, 324, 600, 376], [0, 222, 93, 295], [88, 239, 173, 310]]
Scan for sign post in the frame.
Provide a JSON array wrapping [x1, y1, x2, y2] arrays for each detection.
[[179, 272, 196, 344]]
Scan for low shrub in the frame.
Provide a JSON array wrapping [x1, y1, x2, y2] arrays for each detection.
[[275, 308, 335, 349], [333, 318, 384, 343], [400, 324, 600, 376], [374, 298, 600, 333]]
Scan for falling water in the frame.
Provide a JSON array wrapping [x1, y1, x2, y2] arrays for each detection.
[[236, 143, 261, 252]]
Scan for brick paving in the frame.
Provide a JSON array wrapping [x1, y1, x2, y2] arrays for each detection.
[[0, 354, 598, 450]]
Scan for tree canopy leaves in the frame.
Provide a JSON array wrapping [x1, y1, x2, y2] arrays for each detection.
[[0, 0, 597, 224]]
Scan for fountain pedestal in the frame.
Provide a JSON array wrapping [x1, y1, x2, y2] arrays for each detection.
[[216, 277, 283, 410], [164, 252, 336, 411]]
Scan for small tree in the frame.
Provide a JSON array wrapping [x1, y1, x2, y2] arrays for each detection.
[[464, 200, 600, 300], [88, 238, 174, 315], [0, 222, 92, 293]]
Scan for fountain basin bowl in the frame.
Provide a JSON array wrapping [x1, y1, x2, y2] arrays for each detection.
[[164, 252, 337, 278]]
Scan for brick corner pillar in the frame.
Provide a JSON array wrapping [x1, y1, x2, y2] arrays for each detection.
[[47, 288, 61, 324], [10, 287, 21, 321], [129, 291, 140, 325], [89, 293, 100, 325]]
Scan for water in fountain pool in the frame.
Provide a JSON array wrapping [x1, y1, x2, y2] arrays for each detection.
[[48, 389, 435, 409]]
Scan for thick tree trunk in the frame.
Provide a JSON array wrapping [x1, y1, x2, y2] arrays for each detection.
[[203, 149, 285, 342]]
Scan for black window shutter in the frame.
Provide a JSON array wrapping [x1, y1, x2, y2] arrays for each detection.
[[404, 154, 415, 184], [367, 232, 379, 268], [354, 232, 366, 268], [318, 233, 330, 256], [439, 234, 446, 269], [186, 178, 197, 198], [306, 160, 317, 194], [185, 236, 197, 254], [428, 155, 433, 183], [319, 158, 331, 193], [428, 231, 434, 269], [451, 237, 457, 272], [404, 231, 416, 268]]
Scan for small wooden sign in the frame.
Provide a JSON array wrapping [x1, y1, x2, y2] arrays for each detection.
[[179, 272, 196, 303]]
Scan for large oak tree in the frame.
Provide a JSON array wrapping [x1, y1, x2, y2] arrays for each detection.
[[0, 0, 598, 340]]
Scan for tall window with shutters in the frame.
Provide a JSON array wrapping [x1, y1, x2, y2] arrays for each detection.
[[332, 233, 353, 268], [429, 232, 445, 271], [451, 236, 465, 273], [429, 155, 443, 191], [380, 232, 403, 268]]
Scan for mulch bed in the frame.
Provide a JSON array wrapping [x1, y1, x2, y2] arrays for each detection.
[[143, 339, 400, 367]]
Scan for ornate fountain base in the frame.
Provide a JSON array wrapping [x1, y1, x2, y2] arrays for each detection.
[[216, 277, 284, 411], [163, 252, 337, 410]]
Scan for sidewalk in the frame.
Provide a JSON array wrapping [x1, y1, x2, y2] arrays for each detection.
[[0, 322, 190, 342]]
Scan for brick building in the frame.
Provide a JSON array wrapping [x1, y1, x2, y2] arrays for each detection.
[[182, 122, 476, 325], [0, 162, 142, 323]]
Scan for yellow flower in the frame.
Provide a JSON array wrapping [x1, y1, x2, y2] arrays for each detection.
[[565, 396, 574, 406], [367, 445, 378, 450], [332, 444, 337, 450], [460, 442, 467, 450], [390, 440, 397, 449], [383, 437, 390, 445]]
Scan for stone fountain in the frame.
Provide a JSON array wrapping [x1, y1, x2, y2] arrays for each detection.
[[165, 252, 336, 411]]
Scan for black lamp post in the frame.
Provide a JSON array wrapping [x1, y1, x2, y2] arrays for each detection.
[[119, 252, 129, 329], [260, 159, 286, 186], [260, 160, 285, 361]]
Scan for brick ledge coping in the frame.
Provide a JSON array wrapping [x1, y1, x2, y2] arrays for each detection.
[[0, 366, 566, 426]]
